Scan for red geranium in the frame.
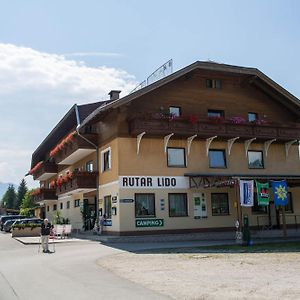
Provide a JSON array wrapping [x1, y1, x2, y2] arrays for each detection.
[[29, 161, 43, 175]]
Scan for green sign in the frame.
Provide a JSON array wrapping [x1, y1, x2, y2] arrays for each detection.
[[135, 219, 164, 228]]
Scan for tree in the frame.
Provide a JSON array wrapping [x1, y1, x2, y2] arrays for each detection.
[[1, 185, 17, 209], [20, 191, 35, 217], [16, 179, 28, 209]]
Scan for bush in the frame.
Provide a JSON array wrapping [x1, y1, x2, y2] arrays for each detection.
[[11, 223, 41, 230]]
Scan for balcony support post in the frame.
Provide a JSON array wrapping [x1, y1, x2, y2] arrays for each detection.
[[264, 139, 276, 157], [227, 137, 239, 155], [187, 135, 197, 156], [244, 138, 256, 157], [164, 133, 174, 154], [136, 132, 146, 155], [206, 136, 217, 156], [285, 139, 298, 159]]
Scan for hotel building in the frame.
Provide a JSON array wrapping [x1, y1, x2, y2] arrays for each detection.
[[29, 61, 300, 235]]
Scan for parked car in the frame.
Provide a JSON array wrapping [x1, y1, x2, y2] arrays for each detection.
[[12, 218, 43, 227], [0, 215, 26, 231], [3, 219, 17, 232]]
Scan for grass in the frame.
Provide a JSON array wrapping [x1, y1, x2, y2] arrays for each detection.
[[198, 241, 300, 253], [137, 241, 300, 254]]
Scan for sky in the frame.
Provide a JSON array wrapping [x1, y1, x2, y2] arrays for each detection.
[[0, 0, 300, 188]]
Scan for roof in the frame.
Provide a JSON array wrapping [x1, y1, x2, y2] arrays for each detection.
[[30, 100, 109, 168], [79, 61, 300, 129]]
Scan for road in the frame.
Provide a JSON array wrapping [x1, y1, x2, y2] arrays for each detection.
[[0, 233, 169, 300]]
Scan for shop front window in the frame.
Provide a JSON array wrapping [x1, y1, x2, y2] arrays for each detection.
[[169, 193, 188, 217], [211, 193, 229, 216], [135, 193, 155, 218]]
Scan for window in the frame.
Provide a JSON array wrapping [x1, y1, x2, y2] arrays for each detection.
[[167, 148, 186, 167], [207, 109, 224, 118], [67, 201, 70, 209], [135, 193, 155, 218], [60, 203, 63, 210], [53, 204, 57, 211], [248, 151, 264, 169], [252, 193, 268, 214], [169, 193, 188, 217], [104, 195, 112, 219], [206, 79, 222, 89], [209, 150, 227, 168], [101, 147, 111, 172], [285, 192, 293, 213], [86, 161, 93, 172], [74, 199, 80, 208], [47, 206, 49, 212], [169, 106, 181, 117], [248, 112, 258, 122], [211, 193, 229, 216]]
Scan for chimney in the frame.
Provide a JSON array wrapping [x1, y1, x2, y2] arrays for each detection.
[[108, 90, 121, 101]]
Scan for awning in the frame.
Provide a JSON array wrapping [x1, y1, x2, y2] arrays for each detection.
[[184, 173, 300, 188]]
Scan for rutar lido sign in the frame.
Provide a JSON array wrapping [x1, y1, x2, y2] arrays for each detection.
[[119, 176, 189, 189]]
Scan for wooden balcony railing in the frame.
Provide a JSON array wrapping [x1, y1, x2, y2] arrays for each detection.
[[32, 188, 58, 203], [51, 134, 97, 165], [56, 171, 97, 196], [32, 162, 58, 181], [129, 118, 300, 141]]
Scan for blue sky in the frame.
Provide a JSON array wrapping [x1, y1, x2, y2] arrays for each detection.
[[0, 0, 300, 186]]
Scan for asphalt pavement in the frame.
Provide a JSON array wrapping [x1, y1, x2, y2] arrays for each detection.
[[0, 232, 169, 300]]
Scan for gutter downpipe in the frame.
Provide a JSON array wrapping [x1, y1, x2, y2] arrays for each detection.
[[75, 104, 100, 233]]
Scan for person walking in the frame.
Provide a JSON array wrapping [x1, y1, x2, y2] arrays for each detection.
[[99, 214, 106, 235], [41, 218, 52, 253]]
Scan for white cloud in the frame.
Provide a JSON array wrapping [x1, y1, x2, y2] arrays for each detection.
[[63, 52, 123, 57], [0, 43, 137, 187]]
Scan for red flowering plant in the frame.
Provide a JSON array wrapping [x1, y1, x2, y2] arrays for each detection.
[[50, 131, 77, 157], [49, 180, 57, 189], [253, 119, 268, 125], [188, 115, 198, 125], [28, 161, 43, 175], [66, 171, 73, 180], [31, 188, 41, 196], [57, 175, 64, 187], [229, 116, 247, 124]]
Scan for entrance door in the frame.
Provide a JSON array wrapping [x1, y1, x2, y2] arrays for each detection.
[[193, 193, 207, 219]]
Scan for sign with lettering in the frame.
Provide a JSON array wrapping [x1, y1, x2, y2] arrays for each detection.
[[103, 219, 112, 226], [120, 198, 134, 203], [120, 176, 189, 189], [135, 219, 164, 227]]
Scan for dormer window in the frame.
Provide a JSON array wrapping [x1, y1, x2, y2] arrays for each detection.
[[206, 79, 222, 89]]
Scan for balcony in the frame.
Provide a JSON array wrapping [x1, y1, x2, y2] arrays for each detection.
[[31, 162, 58, 181], [51, 134, 97, 165], [129, 118, 300, 141], [56, 171, 97, 196], [32, 188, 58, 203]]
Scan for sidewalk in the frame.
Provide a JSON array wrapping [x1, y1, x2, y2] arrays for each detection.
[[14, 236, 84, 245]]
